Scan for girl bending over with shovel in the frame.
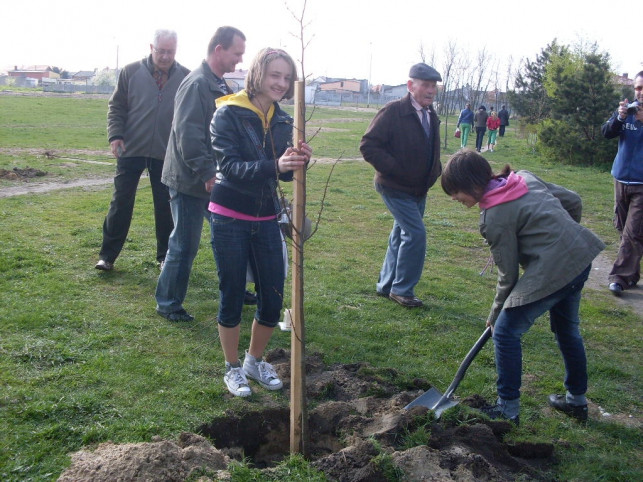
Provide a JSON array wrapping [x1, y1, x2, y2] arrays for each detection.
[[441, 149, 604, 425]]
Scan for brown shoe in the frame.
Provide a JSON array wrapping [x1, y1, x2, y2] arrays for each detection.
[[389, 293, 423, 307]]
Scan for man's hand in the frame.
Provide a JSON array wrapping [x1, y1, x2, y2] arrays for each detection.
[[618, 99, 629, 121], [110, 139, 126, 158], [486, 318, 494, 334]]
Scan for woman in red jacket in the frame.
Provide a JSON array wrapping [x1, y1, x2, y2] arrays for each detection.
[[486, 111, 501, 152]]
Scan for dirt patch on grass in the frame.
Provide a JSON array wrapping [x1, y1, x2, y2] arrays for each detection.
[[0, 167, 47, 180], [59, 350, 558, 481]]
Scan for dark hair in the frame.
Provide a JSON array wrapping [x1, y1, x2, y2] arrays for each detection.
[[636, 70, 643, 80], [207, 26, 245, 55], [441, 149, 511, 201]]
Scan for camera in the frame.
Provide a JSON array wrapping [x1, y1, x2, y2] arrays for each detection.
[[626, 101, 639, 115]]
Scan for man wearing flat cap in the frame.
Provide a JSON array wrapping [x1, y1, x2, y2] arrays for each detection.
[[360, 63, 442, 308]]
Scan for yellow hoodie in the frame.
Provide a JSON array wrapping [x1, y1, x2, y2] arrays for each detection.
[[215, 89, 275, 131]]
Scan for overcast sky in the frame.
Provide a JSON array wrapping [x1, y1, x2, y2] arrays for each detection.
[[1, 0, 640, 86]]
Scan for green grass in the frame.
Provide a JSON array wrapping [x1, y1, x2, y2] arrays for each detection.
[[0, 96, 641, 481]]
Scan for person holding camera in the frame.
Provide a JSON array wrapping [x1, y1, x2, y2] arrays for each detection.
[[602, 70, 643, 296]]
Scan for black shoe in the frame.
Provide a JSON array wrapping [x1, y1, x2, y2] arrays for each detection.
[[480, 404, 520, 426], [157, 308, 194, 322], [608, 282, 623, 297], [95, 259, 114, 271], [548, 394, 588, 421], [244, 290, 257, 305]]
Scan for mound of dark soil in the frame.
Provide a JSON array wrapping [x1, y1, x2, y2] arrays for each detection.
[[0, 167, 47, 180], [58, 350, 555, 481]]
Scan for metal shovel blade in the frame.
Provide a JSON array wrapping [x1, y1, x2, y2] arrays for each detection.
[[404, 326, 492, 418], [404, 387, 460, 417]]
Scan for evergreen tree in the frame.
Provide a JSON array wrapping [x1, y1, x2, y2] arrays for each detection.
[[538, 46, 619, 165], [507, 40, 568, 124]]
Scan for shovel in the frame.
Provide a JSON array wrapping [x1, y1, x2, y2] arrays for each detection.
[[405, 326, 492, 417]]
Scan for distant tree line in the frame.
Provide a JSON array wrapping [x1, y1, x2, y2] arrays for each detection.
[[418, 37, 628, 167]]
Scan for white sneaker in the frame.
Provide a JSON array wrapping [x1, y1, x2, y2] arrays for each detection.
[[224, 366, 252, 397], [243, 354, 283, 390]]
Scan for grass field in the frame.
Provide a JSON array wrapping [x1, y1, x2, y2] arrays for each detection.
[[0, 93, 641, 481]]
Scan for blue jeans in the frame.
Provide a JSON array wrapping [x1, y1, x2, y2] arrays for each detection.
[[376, 184, 427, 297], [100, 157, 172, 263], [155, 189, 209, 314], [493, 264, 591, 402], [209, 213, 284, 328]]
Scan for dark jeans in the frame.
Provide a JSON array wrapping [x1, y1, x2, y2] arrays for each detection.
[[499, 125, 506, 137], [475, 127, 487, 151], [610, 180, 643, 287], [493, 264, 591, 401], [209, 213, 284, 328], [99, 157, 172, 263]]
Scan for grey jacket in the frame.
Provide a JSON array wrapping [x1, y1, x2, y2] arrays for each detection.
[[162, 60, 229, 199], [481, 171, 605, 324], [107, 55, 189, 160]]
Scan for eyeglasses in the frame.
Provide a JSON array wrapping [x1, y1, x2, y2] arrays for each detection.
[[153, 48, 176, 56]]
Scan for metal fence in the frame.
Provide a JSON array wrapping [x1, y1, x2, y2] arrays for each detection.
[[43, 83, 115, 95], [311, 90, 400, 107]]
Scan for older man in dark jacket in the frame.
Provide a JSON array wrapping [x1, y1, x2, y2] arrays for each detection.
[[360, 63, 442, 307]]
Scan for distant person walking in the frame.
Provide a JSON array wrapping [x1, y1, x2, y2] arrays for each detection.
[[155, 26, 246, 322], [601, 70, 643, 297], [456, 103, 474, 148], [498, 105, 510, 137], [486, 110, 500, 152], [360, 63, 442, 308], [95, 29, 189, 271], [474, 105, 488, 152]]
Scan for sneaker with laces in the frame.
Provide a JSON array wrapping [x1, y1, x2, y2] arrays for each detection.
[[548, 394, 588, 421], [224, 366, 252, 397], [243, 355, 283, 390]]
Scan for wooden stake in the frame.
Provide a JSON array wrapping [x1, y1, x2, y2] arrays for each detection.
[[290, 80, 308, 455]]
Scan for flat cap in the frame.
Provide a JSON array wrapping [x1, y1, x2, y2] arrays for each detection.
[[409, 63, 442, 82]]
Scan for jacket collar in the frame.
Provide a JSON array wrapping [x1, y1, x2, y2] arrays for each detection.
[[401, 92, 436, 117]]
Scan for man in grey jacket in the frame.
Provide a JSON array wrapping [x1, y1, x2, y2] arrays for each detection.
[[95, 29, 189, 271], [155, 26, 246, 322]]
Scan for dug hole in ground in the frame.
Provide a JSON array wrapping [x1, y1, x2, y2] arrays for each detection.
[[59, 349, 569, 481]]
